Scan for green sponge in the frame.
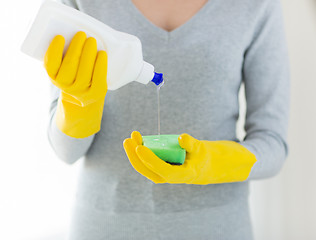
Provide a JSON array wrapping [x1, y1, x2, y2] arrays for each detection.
[[142, 135, 186, 165]]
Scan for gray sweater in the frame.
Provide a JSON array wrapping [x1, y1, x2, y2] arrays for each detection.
[[47, 0, 290, 239]]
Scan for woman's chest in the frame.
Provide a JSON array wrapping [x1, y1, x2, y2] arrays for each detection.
[[77, 0, 255, 91]]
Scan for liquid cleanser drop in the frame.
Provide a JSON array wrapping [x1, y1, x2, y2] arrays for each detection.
[[21, 0, 163, 89]]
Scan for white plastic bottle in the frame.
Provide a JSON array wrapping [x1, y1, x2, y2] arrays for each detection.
[[21, 0, 163, 89]]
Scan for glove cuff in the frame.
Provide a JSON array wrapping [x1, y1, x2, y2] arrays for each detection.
[[55, 97, 105, 138]]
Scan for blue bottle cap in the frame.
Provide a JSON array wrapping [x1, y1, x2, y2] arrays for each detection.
[[151, 72, 164, 86]]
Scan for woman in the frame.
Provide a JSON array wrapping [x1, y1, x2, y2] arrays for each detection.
[[46, 0, 290, 239]]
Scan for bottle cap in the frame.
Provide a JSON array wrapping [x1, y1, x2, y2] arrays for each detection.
[[151, 72, 164, 86]]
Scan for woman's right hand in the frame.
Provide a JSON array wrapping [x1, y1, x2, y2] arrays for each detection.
[[44, 31, 108, 138], [44, 31, 108, 107]]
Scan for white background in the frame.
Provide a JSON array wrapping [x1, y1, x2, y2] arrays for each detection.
[[0, 0, 315, 239]]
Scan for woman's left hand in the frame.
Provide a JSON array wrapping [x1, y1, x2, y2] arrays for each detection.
[[123, 131, 257, 185]]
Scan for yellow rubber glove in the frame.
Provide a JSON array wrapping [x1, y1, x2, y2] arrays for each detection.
[[123, 131, 257, 184], [44, 31, 108, 138]]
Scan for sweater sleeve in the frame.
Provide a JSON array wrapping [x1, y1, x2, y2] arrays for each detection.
[[240, 0, 290, 180], [46, 0, 95, 165]]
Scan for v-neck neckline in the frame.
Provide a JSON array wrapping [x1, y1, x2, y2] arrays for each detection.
[[124, 0, 215, 41]]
